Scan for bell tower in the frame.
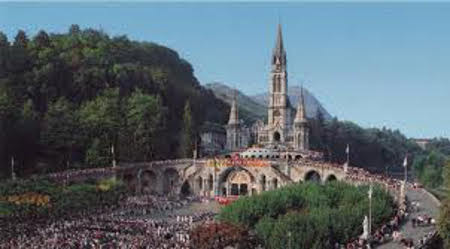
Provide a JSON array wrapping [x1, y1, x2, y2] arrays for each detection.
[[268, 24, 288, 142]]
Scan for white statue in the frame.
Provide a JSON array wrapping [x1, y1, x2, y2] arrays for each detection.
[[360, 215, 369, 240]]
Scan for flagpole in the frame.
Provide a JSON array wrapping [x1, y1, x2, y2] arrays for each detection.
[[11, 156, 16, 181], [111, 144, 116, 168], [404, 155, 408, 183], [346, 144, 350, 165]]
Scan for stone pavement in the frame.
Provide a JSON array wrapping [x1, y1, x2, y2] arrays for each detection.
[[377, 187, 440, 249]]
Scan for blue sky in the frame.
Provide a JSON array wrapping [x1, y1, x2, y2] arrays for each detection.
[[0, 2, 449, 139]]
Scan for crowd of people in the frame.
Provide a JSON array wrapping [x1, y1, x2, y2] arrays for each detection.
[[0, 195, 216, 249]]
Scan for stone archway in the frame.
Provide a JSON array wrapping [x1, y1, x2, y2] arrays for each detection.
[[181, 180, 192, 196], [162, 168, 179, 194], [272, 178, 278, 189], [208, 174, 214, 191], [305, 170, 321, 183], [196, 176, 203, 192], [326, 174, 337, 182], [227, 170, 252, 196], [123, 173, 137, 192], [273, 131, 281, 142], [141, 170, 157, 194]]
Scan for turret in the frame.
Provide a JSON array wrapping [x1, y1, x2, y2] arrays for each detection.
[[294, 86, 307, 124], [226, 90, 241, 151], [294, 86, 309, 151], [228, 90, 239, 125]]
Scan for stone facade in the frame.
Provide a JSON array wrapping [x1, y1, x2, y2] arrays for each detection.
[[226, 24, 309, 152], [118, 159, 346, 197]]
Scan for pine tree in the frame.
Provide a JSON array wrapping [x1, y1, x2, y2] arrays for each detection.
[[0, 32, 8, 47], [33, 30, 51, 48], [14, 30, 29, 48]]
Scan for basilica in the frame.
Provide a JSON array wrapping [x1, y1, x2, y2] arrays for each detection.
[[226, 24, 309, 153]]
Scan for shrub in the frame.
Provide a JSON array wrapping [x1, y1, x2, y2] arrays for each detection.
[[219, 182, 394, 249], [190, 222, 257, 249]]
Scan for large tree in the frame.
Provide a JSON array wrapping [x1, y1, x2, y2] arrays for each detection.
[[124, 89, 164, 161], [41, 97, 79, 170], [79, 88, 122, 166], [179, 100, 194, 158]]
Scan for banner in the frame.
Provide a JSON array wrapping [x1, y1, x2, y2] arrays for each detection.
[[206, 159, 270, 168]]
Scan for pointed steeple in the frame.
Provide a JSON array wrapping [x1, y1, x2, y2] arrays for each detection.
[[228, 89, 239, 125], [295, 86, 307, 124], [272, 23, 286, 65]]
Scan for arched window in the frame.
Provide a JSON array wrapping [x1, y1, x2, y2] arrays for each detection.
[[197, 176, 203, 191], [208, 174, 214, 191], [260, 175, 266, 191], [273, 132, 281, 142], [272, 178, 278, 189]]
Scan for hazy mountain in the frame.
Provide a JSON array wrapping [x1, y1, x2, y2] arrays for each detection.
[[250, 86, 332, 120], [205, 82, 266, 124], [205, 82, 332, 124]]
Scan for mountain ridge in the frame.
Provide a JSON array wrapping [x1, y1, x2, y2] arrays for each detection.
[[205, 82, 332, 125]]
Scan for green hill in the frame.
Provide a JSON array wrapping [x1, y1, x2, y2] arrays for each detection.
[[0, 26, 228, 176]]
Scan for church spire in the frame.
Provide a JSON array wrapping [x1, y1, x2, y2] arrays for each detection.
[[228, 89, 239, 125], [272, 23, 286, 66], [295, 86, 307, 123]]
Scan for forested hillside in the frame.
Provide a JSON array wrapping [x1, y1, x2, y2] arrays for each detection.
[[0, 25, 228, 177], [308, 114, 423, 174]]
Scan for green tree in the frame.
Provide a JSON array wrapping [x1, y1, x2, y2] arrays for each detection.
[[14, 99, 40, 173], [69, 24, 81, 36], [33, 30, 51, 48], [41, 97, 79, 170], [413, 151, 445, 189], [179, 100, 194, 158], [79, 88, 122, 166], [13, 30, 29, 48], [85, 138, 108, 167], [124, 89, 163, 161], [0, 91, 20, 177], [0, 32, 8, 47]]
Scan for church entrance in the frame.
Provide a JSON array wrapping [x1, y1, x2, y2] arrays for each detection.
[[227, 170, 252, 196], [273, 131, 281, 142], [230, 183, 248, 196], [239, 184, 248, 195]]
